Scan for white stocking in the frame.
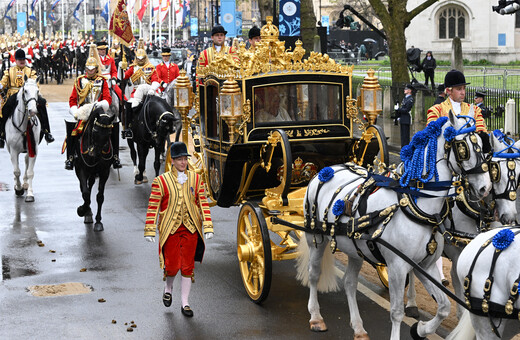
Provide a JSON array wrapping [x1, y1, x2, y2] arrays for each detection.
[[165, 275, 175, 294], [181, 276, 192, 307]]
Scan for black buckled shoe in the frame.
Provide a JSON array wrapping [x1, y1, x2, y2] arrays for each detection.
[[122, 129, 133, 139], [181, 305, 193, 317], [65, 158, 74, 170], [113, 156, 122, 169], [45, 133, 55, 143], [162, 292, 172, 307]]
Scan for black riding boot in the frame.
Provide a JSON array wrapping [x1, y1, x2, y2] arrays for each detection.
[[65, 121, 76, 170], [122, 102, 133, 139], [0, 114, 5, 148], [38, 97, 55, 143], [111, 123, 122, 169]]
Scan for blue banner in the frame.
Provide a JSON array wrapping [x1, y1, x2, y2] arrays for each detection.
[[190, 17, 198, 37], [91, 18, 95, 36], [73, 0, 84, 23], [4, 0, 15, 20], [44, 11, 46, 26], [279, 0, 300, 36], [220, 0, 236, 37], [100, 2, 109, 22], [29, 0, 38, 20], [235, 11, 242, 36], [321, 15, 329, 35], [17, 12, 27, 35]]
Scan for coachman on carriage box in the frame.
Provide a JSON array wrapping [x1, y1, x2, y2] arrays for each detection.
[[0, 48, 54, 148]]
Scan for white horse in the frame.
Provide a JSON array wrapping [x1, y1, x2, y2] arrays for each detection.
[[405, 133, 520, 319], [446, 227, 520, 340], [296, 112, 492, 340], [5, 78, 42, 202]]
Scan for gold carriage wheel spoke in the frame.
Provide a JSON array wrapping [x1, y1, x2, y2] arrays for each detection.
[[239, 230, 251, 244]]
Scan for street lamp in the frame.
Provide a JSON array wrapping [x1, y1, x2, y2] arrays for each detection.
[[174, 69, 194, 143], [219, 75, 242, 143], [359, 69, 382, 125]]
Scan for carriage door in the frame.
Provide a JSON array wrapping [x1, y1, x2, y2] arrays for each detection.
[[203, 79, 223, 200]]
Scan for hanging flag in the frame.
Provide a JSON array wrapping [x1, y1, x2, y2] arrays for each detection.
[[235, 11, 242, 36], [73, 0, 84, 23], [48, 0, 61, 23], [220, 0, 235, 37], [279, 0, 301, 36], [29, 0, 38, 20], [159, 0, 170, 23], [101, 1, 109, 22], [109, 0, 135, 46], [4, 0, 16, 20], [17, 12, 27, 35], [190, 17, 197, 37], [181, 0, 190, 29], [127, 0, 136, 14], [137, 0, 151, 22], [175, 0, 183, 28]]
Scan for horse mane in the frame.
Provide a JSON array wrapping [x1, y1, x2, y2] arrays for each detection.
[[1, 91, 19, 120], [399, 116, 449, 187]]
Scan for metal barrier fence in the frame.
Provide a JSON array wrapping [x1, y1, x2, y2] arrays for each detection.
[[352, 66, 520, 134]]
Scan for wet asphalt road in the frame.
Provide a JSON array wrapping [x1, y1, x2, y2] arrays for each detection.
[[1, 102, 508, 339]]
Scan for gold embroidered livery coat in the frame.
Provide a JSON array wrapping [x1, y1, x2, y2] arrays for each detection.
[[427, 100, 487, 133], [144, 170, 213, 269]]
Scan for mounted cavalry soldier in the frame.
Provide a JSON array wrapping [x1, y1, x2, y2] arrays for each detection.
[[121, 38, 160, 139], [0, 48, 54, 148], [156, 47, 179, 91], [65, 43, 117, 170]]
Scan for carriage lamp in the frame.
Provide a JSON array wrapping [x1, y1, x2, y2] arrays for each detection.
[[359, 69, 382, 125], [219, 75, 243, 143], [174, 69, 194, 143]]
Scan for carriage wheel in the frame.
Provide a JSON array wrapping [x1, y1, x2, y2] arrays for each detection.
[[237, 202, 272, 304], [352, 125, 390, 167]]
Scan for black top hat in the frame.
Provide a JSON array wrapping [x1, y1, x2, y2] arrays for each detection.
[[14, 49, 26, 60], [161, 47, 171, 56], [405, 84, 414, 90], [249, 26, 261, 40], [475, 89, 487, 98], [170, 142, 191, 159], [444, 69, 470, 88], [96, 41, 108, 49], [211, 25, 227, 36]]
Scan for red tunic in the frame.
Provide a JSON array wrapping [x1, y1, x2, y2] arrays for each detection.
[[156, 61, 179, 86], [99, 54, 117, 79], [69, 75, 112, 108]]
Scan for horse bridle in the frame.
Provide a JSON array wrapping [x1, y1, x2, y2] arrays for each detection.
[[11, 83, 39, 133], [80, 114, 113, 167], [489, 139, 520, 201]]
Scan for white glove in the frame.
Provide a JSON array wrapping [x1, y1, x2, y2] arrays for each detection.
[[150, 81, 160, 92], [94, 100, 109, 112], [145, 236, 155, 243], [70, 105, 78, 119], [205, 232, 214, 240], [118, 61, 124, 69], [147, 89, 156, 96], [161, 82, 167, 89], [111, 78, 117, 86]]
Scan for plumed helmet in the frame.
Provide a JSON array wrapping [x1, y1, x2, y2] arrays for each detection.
[[444, 69, 470, 88], [170, 142, 191, 159], [85, 43, 102, 72], [15, 49, 26, 60], [211, 25, 227, 36], [135, 38, 149, 65], [249, 26, 261, 40]]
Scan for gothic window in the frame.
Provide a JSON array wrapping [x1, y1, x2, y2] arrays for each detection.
[[438, 6, 466, 39]]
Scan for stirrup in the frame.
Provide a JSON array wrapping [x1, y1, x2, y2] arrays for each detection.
[[113, 156, 122, 169], [65, 159, 74, 170], [45, 133, 55, 143], [122, 129, 133, 139]]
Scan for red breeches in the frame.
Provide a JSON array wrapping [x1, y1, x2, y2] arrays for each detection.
[[162, 225, 198, 277]]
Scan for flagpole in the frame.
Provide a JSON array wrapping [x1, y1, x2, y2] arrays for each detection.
[[61, 0, 64, 36], [149, 3, 152, 42], [168, 3, 171, 45], [84, 0, 87, 35], [39, 0, 42, 37]]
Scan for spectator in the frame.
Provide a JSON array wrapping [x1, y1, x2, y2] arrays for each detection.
[[474, 90, 491, 119], [433, 84, 446, 105], [394, 84, 414, 147], [421, 51, 437, 91]]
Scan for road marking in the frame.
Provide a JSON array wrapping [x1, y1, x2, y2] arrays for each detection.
[[356, 281, 444, 340]]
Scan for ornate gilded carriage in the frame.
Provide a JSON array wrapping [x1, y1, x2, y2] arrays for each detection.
[[180, 17, 388, 302]]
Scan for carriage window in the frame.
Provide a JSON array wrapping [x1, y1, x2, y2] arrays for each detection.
[[253, 83, 342, 124], [205, 83, 219, 139]]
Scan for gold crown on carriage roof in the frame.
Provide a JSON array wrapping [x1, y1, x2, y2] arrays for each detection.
[[196, 16, 354, 80]]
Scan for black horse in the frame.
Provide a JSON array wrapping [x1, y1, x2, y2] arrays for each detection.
[[52, 48, 67, 84], [73, 107, 115, 231], [127, 95, 182, 184]]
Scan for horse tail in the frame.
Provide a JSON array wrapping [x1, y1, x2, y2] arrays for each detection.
[[445, 310, 476, 340], [295, 235, 341, 293]]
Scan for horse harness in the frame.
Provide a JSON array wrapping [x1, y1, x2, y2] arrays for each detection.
[[462, 227, 520, 337], [140, 96, 176, 144], [79, 114, 114, 167]]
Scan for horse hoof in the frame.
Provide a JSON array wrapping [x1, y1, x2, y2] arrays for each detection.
[[84, 214, 93, 224], [405, 306, 420, 319], [142, 176, 148, 183], [14, 188, 24, 196], [134, 179, 143, 185], [410, 322, 426, 340], [94, 223, 104, 232], [309, 320, 328, 332], [25, 196, 34, 203], [354, 333, 370, 340]]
